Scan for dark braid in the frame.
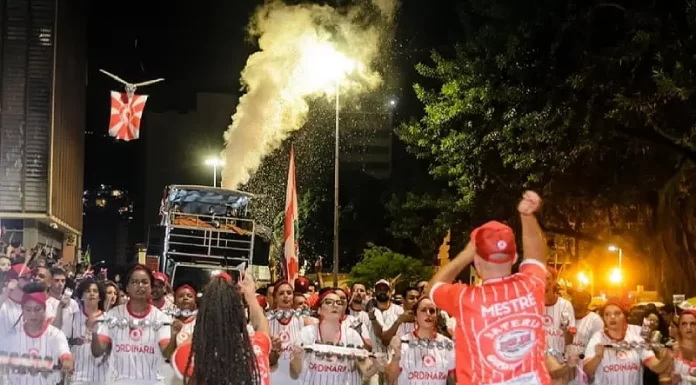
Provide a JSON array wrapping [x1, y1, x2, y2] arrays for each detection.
[[185, 276, 259, 385]]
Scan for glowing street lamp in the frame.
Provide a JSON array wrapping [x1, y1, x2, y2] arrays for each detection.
[[577, 272, 590, 286], [609, 268, 623, 284], [205, 157, 224, 187], [608, 245, 623, 269]]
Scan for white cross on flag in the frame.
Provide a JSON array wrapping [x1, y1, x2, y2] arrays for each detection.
[[108, 91, 148, 141]]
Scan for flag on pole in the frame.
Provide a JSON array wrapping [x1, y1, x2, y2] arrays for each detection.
[[108, 91, 148, 141], [83, 246, 91, 266], [284, 147, 300, 287]]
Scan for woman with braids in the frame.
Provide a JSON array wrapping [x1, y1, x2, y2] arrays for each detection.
[[271, 280, 313, 385], [290, 289, 381, 385], [68, 278, 109, 385], [170, 271, 272, 385], [90, 264, 180, 385], [3, 282, 73, 385]]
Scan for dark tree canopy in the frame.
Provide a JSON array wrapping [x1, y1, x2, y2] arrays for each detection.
[[394, 0, 696, 295]]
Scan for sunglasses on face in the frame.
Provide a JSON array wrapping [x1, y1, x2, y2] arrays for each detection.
[[419, 307, 437, 315], [321, 299, 345, 307]]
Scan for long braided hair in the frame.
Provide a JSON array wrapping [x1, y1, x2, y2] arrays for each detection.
[[185, 276, 259, 385]]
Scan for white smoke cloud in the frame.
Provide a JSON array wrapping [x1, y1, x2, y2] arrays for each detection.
[[220, 0, 394, 188]]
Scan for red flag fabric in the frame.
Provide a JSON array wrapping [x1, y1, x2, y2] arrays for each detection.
[[284, 147, 299, 287], [108, 91, 148, 141]]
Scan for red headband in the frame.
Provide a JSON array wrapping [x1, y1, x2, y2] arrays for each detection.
[[318, 289, 336, 304], [175, 285, 196, 296], [21, 292, 47, 308], [273, 281, 292, 295], [681, 310, 696, 319]]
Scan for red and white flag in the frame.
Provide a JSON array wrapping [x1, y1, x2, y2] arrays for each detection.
[[284, 147, 299, 286], [108, 91, 148, 141]]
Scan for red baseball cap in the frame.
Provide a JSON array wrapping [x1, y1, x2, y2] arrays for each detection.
[[472, 221, 517, 264], [153, 272, 169, 285]]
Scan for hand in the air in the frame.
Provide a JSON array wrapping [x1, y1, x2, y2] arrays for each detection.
[[238, 271, 257, 299], [389, 336, 401, 354], [518, 191, 542, 215]]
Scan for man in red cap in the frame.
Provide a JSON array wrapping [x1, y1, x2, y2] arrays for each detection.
[[427, 191, 550, 385], [152, 272, 176, 311]]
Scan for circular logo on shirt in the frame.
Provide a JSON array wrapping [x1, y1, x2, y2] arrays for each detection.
[[497, 240, 508, 250], [478, 314, 542, 371], [543, 315, 553, 326], [616, 351, 628, 360], [422, 354, 436, 367], [129, 328, 143, 341], [253, 345, 262, 355], [177, 332, 190, 345], [280, 331, 290, 342], [27, 348, 39, 358]]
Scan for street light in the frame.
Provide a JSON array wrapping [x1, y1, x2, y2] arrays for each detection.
[[205, 157, 224, 187], [609, 267, 623, 284], [608, 245, 623, 269], [577, 271, 590, 286]]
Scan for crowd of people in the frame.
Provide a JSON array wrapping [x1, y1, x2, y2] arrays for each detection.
[[0, 191, 695, 385]]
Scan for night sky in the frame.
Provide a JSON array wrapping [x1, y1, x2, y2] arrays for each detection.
[[84, 0, 463, 242]]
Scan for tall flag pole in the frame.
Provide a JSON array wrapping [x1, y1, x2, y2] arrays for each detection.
[[284, 147, 300, 287]]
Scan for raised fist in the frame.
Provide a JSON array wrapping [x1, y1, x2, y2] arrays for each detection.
[[518, 191, 542, 215]]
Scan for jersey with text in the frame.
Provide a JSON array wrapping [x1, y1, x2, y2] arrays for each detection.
[[397, 332, 455, 385], [544, 298, 575, 354], [299, 322, 364, 385], [269, 315, 306, 384], [430, 259, 551, 385], [4, 324, 71, 385], [584, 328, 655, 385]]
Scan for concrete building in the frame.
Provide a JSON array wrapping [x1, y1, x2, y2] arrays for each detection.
[[0, 0, 87, 260], [82, 185, 133, 268]]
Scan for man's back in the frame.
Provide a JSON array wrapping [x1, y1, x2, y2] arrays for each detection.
[[431, 259, 550, 385]]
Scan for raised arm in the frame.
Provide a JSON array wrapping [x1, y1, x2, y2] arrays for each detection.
[[426, 241, 475, 299], [518, 191, 546, 263]]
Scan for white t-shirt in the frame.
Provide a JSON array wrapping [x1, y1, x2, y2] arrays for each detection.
[[269, 314, 307, 384], [584, 328, 655, 385], [299, 322, 364, 385], [568, 312, 603, 385], [544, 297, 575, 353], [374, 303, 403, 354], [396, 332, 455, 385], [4, 324, 71, 385], [97, 303, 171, 384], [69, 310, 109, 384], [0, 298, 24, 338], [673, 356, 696, 385]]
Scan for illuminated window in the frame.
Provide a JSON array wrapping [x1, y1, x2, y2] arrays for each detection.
[[95, 198, 106, 207]]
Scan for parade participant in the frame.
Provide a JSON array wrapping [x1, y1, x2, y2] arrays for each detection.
[[427, 191, 550, 385], [170, 271, 271, 385], [50, 267, 80, 332], [270, 280, 311, 384], [152, 272, 176, 312], [545, 269, 575, 354], [3, 283, 73, 385], [290, 290, 380, 384], [0, 264, 34, 336], [386, 296, 455, 384], [673, 310, 696, 385], [382, 287, 419, 344], [172, 284, 197, 345], [583, 301, 672, 385], [91, 264, 179, 385], [68, 278, 109, 385], [103, 281, 120, 310], [567, 291, 603, 385], [34, 266, 61, 323]]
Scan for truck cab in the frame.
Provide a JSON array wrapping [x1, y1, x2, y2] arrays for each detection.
[[146, 185, 271, 290]]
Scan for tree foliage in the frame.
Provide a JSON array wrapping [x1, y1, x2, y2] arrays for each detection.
[[395, 0, 696, 295], [349, 244, 433, 288]]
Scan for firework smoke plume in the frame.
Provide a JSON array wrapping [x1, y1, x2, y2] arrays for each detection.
[[221, 0, 395, 188]]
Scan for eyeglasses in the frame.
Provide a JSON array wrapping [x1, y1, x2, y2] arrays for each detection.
[[128, 281, 150, 287], [321, 299, 345, 307], [419, 307, 437, 315]]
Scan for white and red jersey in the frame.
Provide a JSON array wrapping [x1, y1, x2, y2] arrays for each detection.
[[430, 259, 551, 385], [396, 322, 417, 338], [68, 310, 109, 384], [56, 298, 80, 336], [0, 297, 24, 338], [584, 328, 655, 385], [673, 355, 696, 385], [175, 317, 196, 345], [343, 313, 372, 346], [96, 303, 172, 384], [544, 297, 575, 354], [298, 321, 364, 385], [396, 331, 455, 385], [567, 312, 602, 385], [349, 307, 384, 354], [45, 297, 60, 323], [152, 297, 176, 313], [269, 313, 306, 384], [374, 303, 403, 353], [4, 323, 72, 385]]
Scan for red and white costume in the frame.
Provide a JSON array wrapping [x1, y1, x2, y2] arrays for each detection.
[[673, 355, 696, 385], [0, 297, 60, 338], [430, 259, 551, 385], [68, 310, 109, 385], [396, 331, 455, 385], [374, 304, 403, 355], [298, 321, 364, 385], [396, 322, 417, 339], [544, 297, 575, 354], [270, 314, 306, 384], [3, 323, 72, 385], [567, 312, 602, 385], [96, 303, 171, 385], [584, 328, 655, 385]]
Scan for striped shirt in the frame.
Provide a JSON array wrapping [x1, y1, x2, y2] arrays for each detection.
[[269, 315, 306, 384], [96, 303, 171, 384], [584, 328, 655, 385], [567, 312, 603, 385], [0, 296, 60, 338], [374, 304, 403, 354], [397, 332, 455, 385], [430, 259, 551, 385], [396, 322, 417, 339], [69, 310, 109, 384], [673, 355, 696, 385], [4, 323, 72, 385], [299, 322, 364, 385], [544, 297, 575, 354]]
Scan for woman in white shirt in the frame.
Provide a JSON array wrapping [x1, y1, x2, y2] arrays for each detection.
[[672, 310, 696, 385], [386, 297, 454, 385], [69, 278, 109, 385], [583, 301, 672, 385]]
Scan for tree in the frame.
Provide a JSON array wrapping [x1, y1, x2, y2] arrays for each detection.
[[396, 0, 696, 295], [349, 243, 433, 287]]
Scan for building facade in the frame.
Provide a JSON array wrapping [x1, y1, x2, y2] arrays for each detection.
[[82, 185, 133, 269], [0, 0, 87, 260]]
